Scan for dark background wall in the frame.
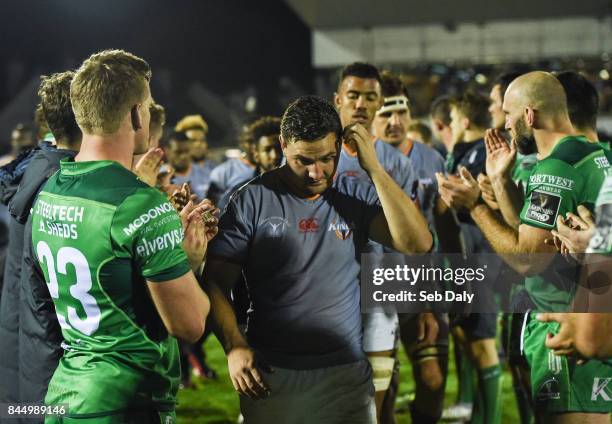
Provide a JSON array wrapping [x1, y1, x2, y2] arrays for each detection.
[[0, 0, 313, 150]]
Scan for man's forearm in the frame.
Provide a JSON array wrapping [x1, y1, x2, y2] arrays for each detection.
[[470, 203, 530, 273], [369, 165, 432, 253], [491, 175, 523, 229], [204, 281, 249, 353], [434, 199, 462, 254]]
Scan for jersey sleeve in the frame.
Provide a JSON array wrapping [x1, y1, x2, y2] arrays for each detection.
[[464, 144, 487, 177], [587, 175, 612, 253], [207, 191, 254, 264], [111, 187, 190, 282], [206, 163, 225, 202], [519, 159, 579, 230], [396, 155, 418, 201]]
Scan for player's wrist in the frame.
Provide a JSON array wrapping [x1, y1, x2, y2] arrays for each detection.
[[365, 162, 386, 180], [470, 200, 488, 216], [225, 334, 250, 354]]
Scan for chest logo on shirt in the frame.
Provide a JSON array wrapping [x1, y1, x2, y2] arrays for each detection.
[[261, 216, 289, 238], [299, 218, 319, 233], [328, 218, 354, 240], [340, 170, 360, 178]]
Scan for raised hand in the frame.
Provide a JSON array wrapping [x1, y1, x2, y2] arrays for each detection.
[[343, 123, 380, 175], [550, 205, 595, 263], [170, 183, 193, 213], [477, 174, 500, 210], [133, 148, 164, 187], [182, 209, 207, 272], [437, 166, 481, 210], [484, 129, 516, 179]]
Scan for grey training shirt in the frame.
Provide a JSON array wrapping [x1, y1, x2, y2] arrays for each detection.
[[208, 168, 381, 369]]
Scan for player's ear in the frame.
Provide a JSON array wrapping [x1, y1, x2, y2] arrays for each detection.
[[279, 134, 288, 151], [131, 104, 142, 132], [462, 116, 470, 130], [333, 91, 341, 109], [433, 119, 443, 132], [525, 107, 535, 127]]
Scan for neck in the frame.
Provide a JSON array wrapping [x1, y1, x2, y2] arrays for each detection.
[[174, 163, 192, 177], [441, 131, 454, 153], [55, 136, 81, 152], [398, 137, 412, 153], [576, 127, 598, 142], [535, 125, 575, 159], [279, 166, 317, 198], [463, 128, 485, 143], [75, 133, 134, 169]]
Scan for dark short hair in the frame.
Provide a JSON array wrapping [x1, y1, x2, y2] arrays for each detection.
[[281, 96, 342, 143], [245, 116, 281, 148], [379, 70, 412, 109], [407, 121, 432, 145], [430, 95, 452, 126], [493, 72, 523, 101], [451, 89, 491, 129], [380, 71, 405, 97], [38, 71, 80, 143], [555, 71, 598, 131], [339, 62, 381, 87]]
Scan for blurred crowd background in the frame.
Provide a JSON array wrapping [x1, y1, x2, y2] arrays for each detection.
[[1, 0, 611, 160]]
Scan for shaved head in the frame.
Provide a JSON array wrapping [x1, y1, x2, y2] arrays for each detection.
[[503, 71, 572, 155], [504, 71, 568, 118]]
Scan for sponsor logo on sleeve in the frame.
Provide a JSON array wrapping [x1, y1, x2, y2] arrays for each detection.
[[123, 202, 175, 236], [135, 228, 184, 257], [595, 156, 610, 169], [525, 191, 562, 227]]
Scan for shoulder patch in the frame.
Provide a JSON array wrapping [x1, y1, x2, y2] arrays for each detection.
[[524, 190, 562, 227]]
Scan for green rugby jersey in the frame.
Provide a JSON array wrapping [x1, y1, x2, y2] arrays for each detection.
[[519, 136, 611, 311], [511, 152, 537, 194], [588, 174, 612, 254], [31, 159, 190, 417]]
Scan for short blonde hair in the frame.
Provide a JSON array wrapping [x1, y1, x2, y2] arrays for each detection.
[[149, 102, 166, 131], [71, 49, 151, 135], [174, 114, 208, 134]]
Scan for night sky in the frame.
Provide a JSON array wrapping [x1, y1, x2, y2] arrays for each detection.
[[0, 0, 313, 148]]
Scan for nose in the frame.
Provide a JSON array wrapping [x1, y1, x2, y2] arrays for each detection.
[[355, 95, 366, 109], [307, 162, 324, 180], [390, 113, 401, 126]]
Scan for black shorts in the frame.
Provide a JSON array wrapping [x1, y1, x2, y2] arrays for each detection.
[[504, 312, 530, 368], [454, 312, 497, 340]]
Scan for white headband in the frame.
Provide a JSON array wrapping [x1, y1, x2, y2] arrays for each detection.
[[377, 95, 409, 115]]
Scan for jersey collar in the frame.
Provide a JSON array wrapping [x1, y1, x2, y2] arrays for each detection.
[[60, 158, 117, 175], [549, 135, 591, 156]]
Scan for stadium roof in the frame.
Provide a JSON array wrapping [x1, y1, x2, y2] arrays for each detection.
[[284, 0, 610, 29]]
